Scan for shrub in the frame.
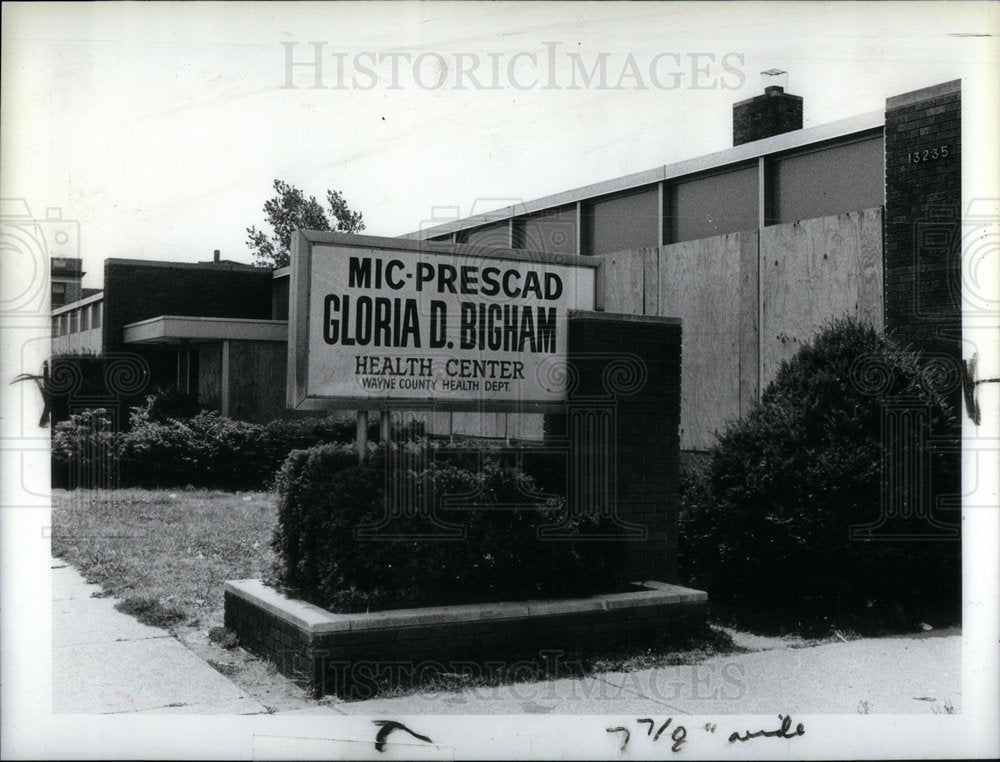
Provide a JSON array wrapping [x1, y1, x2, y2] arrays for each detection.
[[52, 401, 363, 490], [270, 442, 615, 612], [51, 408, 120, 488], [139, 386, 203, 422], [678, 318, 960, 634], [118, 409, 262, 489]]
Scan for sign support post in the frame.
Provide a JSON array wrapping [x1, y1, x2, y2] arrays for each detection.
[[356, 410, 368, 463], [381, 410, 391, 445]]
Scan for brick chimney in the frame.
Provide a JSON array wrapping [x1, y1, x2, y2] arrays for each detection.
[[733, 70, 803, 146], [213, 249, 220, 263]]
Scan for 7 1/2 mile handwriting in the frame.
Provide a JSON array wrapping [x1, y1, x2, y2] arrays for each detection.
[[728, 714, 805, 743]]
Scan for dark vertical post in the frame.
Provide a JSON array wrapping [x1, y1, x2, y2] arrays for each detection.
[[356, 410, 368, 463]]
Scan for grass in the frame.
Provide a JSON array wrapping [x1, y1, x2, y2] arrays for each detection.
[[51, 487, 277, 630], [52, 487, 742, 702]]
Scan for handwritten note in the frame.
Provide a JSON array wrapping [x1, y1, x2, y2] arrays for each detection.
[[606, 715, 805, 753]]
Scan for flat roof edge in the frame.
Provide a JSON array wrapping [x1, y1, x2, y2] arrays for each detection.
[[105, 258, 267, 272], [52, 292, 104, 315], [404, 109, 884, 240], [886, 79, 961, 110], [123, 315, 288, 329], [302, 230, 603, 268]]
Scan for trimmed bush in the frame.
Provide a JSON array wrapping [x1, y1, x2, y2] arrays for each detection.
[[270, 442, 615, 612], [678, 318, 960, 634]]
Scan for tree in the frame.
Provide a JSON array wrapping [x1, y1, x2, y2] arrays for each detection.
[[246, 179, 365, 268]]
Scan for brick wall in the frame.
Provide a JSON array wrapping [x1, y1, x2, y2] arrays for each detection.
[[733, 88, 803, 146], [102, 260, 274, 349], [546, 312, 682, 584], [224, 585, 705, 698], [884, 80, 962, 381]]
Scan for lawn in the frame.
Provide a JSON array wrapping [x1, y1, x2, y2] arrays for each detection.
[[51, 488, 277, 629], [51, 486, 741, 702]]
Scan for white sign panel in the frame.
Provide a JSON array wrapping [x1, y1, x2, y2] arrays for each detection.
[[289, 231, 598, 411]]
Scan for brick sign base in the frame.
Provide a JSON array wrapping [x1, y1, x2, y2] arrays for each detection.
[[224, 579, 707, 698]]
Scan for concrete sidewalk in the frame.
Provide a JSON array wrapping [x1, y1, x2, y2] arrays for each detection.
[[52, 559, 961, 716], [51, 560, 268, 715], [331, 630, 961, 715]]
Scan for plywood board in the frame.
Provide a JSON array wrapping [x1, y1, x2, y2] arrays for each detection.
[[198, 345, 222, 409], [642, 247, 660, 315], [658, 233, 745, 451], [600, 250, 646, 315], [451, 411, 502, 438], [760, 207, 884, 387], [738, 232, 760, 417], [228, 340, 287, 423]]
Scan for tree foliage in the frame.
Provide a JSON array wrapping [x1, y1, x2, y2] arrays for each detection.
[[246, 179, 365, 268]]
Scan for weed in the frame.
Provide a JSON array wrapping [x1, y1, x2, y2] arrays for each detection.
[[114, 596, 186, 629]]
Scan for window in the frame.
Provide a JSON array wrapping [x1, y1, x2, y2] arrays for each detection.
[[69, 310, 78, 333], [458, 220, 510, 248], [769, 135, 884, 224], [582, 185, 659, 255], [670, 164, 759, 243], [513, 206, 577, 254], [92, 302, 102, 328], [80, 305, 90, 331]]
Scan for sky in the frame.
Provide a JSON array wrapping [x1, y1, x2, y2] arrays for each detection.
[[2, 1, 997, 289]]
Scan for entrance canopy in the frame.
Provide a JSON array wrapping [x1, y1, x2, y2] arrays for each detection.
[[123, 315, 287, 345]]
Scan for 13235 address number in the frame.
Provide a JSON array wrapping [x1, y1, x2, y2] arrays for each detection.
[[907, 145, 951, 163]]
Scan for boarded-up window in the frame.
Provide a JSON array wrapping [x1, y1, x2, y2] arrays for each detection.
[[583, 186, 659, 255], [513, 206, 577, 254], [770, 135, 884, 224], [670, 164, 759, 243]]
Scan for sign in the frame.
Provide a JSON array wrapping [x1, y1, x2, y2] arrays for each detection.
[[288, 231, 599, 412]]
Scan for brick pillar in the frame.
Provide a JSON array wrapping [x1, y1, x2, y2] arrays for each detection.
[[884, 80, 962, 398], [881, 80, 963, 540]]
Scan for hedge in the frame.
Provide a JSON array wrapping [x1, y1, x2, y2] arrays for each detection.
[[678, 318, 961, 634], [269, 442, 616, 612], [51, 399, 362, 490]]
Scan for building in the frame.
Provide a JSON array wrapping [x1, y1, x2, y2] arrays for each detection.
[[52, 252, 288, 423], [50, 76, 963, 445], [50, 257, 85, 310]]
